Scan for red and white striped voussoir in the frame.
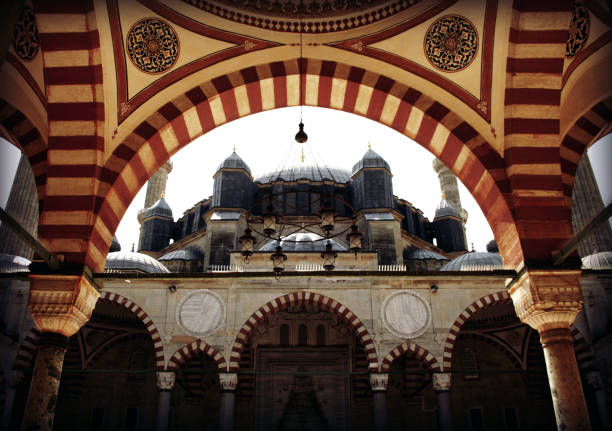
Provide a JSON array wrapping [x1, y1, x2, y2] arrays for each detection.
[[228, 291, 378, 371], [166, 339, 227, 371], [442, 291, 511, 371], [100, 291, 165, 370], [11, 327, 41, 371], [381, 340, 441, 372]]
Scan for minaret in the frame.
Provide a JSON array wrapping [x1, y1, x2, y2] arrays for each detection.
[[137, 160, 173, 230], [432, 158, 468, 223], [0, 153, 38, 258]]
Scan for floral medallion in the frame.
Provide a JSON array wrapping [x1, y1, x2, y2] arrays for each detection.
[[566, 4, 589, 58], [424, 15, 478, 72], [13, 5, 40, 61], [127, 18, 179, 74]]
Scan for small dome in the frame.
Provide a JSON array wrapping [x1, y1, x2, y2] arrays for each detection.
[[255, 166, 351, 184], [0, 254, 31, 273], [144, 198, 173, 219], [403, 247, 449, 262], [351, 149, 391, 175], [105, 251, 170, 274], [109, 236, 121, 253], [434, 198, 461, 219], [159, 247, 204, 261], [440, 251, 503, 271], [259, 232, 347, 252], [216, 151, 251, 175], [486, 240, 499, 253], [582, 251, 612, 269]]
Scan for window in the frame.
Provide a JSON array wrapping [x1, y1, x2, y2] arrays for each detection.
[[280, 324, 289, 346], [298, 324, 308, 346], [469, 408, 484, 431], [462, 347, 479, 379], [316, 324, 326, 346], [504, 407, 519, 431], [128, 349, 146, 380]]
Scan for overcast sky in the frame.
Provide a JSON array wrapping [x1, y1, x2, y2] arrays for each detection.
[[1, 106, 610, 256]]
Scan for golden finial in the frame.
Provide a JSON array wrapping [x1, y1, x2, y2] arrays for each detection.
[[300, 147, 305, 163], [441, 192, 445, 199], [160, 192, 165, 199], [233, 144, 236, 152], [368, 141, 371, 149]]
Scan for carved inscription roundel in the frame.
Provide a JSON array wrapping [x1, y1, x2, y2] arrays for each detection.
[[127, 18, 179, 74], [176, 290, 225, 337], [424, 15, 478, 72], [382, 290, 431, 339]]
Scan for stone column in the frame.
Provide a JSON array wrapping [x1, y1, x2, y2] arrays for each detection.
[[585, 372, 611, 431], [433, 373, 452, 431], [508, 269, 591, 431], [369, 372, 388, 431], [1, 370, 24, 430], [218, 373, 238, 431], [156, 371, 175, 431], [21, 273, 99, 431]]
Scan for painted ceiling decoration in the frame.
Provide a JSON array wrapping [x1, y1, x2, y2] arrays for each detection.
[[566, 4, 590, 58], [127, 18, 180, 74], [181, 0, 423, 33], [12, 5, 39, 62], [424, 15, 478, 72]]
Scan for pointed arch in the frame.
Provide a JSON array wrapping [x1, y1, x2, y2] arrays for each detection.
[[441, 291, 512, 371], [167, 339, 227, 372], [381, 340, 441, 372], [86, 57, 521, 273], [229, 291, 378, 371]]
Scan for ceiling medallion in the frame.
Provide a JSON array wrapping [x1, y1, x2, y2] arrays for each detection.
[[424, 15, 478, 72], [127, 18, 180, 74], [13, 5, 40, 61], [566, 4, 589, 58]]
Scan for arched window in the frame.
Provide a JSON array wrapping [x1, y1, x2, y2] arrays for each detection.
[[280, 324, 290, 346], [316, 324, 326, 346], [128, 349, 146, 380], [298, 324, 308, 346], [462, 347, 479, 380]]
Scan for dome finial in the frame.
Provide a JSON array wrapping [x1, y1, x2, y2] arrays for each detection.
[[131, 243, 135, 252], [300, 147, 305, 164], [368, 141, 371, 149], [160, 192, 165, 199], [233, 144, 236, 153]]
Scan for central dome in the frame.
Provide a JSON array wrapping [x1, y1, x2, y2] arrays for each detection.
[[259, 232, 347, 252], [255, 166, 351, 184]]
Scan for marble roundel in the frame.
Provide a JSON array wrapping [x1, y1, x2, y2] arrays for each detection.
[[176, 290, 225, 337], [424, 15, 478, 72], [382, 291, 431, 338], [126, 18, 179, 74]]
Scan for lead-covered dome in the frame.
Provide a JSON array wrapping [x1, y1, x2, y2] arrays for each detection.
[[351, 149, 391, 175], [255, 166, 350, 184], [144, 198, 173, 219], [582, 251, 612, 269], [0, 254, 31, 273], [259, 232, 347, 252], [159, 247, 204, 261], [434, 198, 461, 219], [105, 251, 170, 274], [403, 247, 449, 262], [216, 151, 251, 175], [440, 251, 503, 271]]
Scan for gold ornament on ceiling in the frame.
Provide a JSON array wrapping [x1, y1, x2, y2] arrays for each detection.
[[424, 15, 478, 73], [13, 5, 40, 61], [126, 18, 180, 74], [566, 4, 589, 58]]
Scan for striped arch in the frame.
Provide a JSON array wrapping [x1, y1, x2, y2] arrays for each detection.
[[0, 100, 47, 200], [504, 1, 575, 262], [85, 333, 153, 369], [99, 292, 165, 370], [229, 291, 378, 372], [381, 340, 441, 372], [167, 339, 227, 372], [11, 327, 40, 372], [442, 291, 512, 371], [560, 96, 612, 198], [90, 57, 520, 273]]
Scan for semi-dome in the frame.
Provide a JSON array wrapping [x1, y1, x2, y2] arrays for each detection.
[[434, 198, 461, 219], [486, 239, 499, 253], [582, 251, 612, 269], [440, 251, 503, 271], [216, 151, 251, 175], [159, 247, 204, 261], [351, 149, 391, 175], [105, 251, 170, 274], [403, 247, 449, 262], [259, 232, 347, 252], [255, 166, 351, 184], [0, 254, 31, 273], [144, 198, 173, 219]]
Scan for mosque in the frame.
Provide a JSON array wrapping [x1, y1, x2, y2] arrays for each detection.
[[0, 0, 611, 430]]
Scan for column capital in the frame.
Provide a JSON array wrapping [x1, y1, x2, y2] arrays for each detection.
[[156, 371, 176, 391], [507, 269, 583, 332], [219, 372, 238, 392], [28, 274, 99, 337], [433, 373, 451, 392], [369, 372, 389, 392]]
